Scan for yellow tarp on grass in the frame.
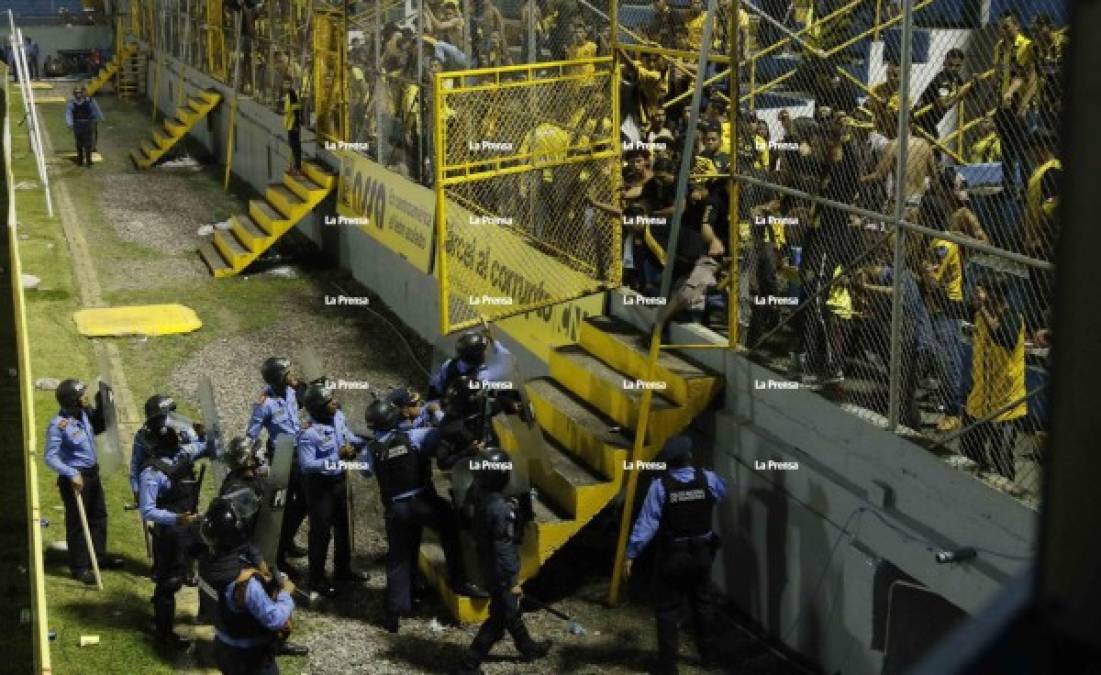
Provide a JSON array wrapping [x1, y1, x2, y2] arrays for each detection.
[[35, 95, 68, 104], [73, 304, 202, 337]]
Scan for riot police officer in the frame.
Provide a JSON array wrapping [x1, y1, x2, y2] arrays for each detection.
[[387, 387, 440, 431], [365, 398, 480, 633], [454, 448, 550, 674], [246, 357, 308, 570], [295, 383, 371, 597], [43, 378, 124, 584], [624, 436, 728, 674], [220, 436, 265, 503], [130, 394, 206, 494], [428, 330, 491, 400], [138, 412, 205, 649], [199, 495, 297, 675]]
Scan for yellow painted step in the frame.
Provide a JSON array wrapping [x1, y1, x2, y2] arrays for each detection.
[[152, 129, 174, 149], [164, 118, 187, 137], [248, 200, 288, 234], [283, 171, 329, 202], [265, 184, 307, 220], [303, 161, 335, 189], [195, 89, 221, 106], [140, 139, 160, 160], [129, 148, 150, 169], [199, 241, 234, 278], [213, 230, 252, 270], [525, 377, 632, 483], [579, 316, 721, 408], [230, 214, 270, 252], [548, 345, 688, 451]]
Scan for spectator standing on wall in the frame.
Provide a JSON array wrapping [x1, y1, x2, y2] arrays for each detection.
[[281, 77, 304, 176]]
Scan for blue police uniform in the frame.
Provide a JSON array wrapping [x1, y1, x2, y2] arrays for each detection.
[[130, 425, 204, 493], [296, 410, 369, 584], [371, 426, 467, 624], [247, 384, 306, 563], [138, 452, 202, 640], [628, 465, 727, 671], [44, 408, 107, 576]]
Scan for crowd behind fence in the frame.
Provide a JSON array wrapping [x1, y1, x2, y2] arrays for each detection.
[[132, 0, 1066, 505]]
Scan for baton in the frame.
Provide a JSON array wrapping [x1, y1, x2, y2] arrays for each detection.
[[124, 499, 154, 560], [74, 485, 103, 590]]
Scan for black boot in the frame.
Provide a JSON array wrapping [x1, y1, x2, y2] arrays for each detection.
[[519, 639, 552, 662]]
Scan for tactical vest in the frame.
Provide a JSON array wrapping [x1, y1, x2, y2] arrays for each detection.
[[143, 457, 198, 514], [660, 469, 714, 541], [372, 431, 430, 506], [200, 547, 273, 643], [72, 98, 94, 123]]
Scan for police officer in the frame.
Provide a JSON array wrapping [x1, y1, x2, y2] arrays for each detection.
[[138, 413, 205, 649], [428, 331, 491, 400], [454, 448, 550, 674], [199, 495, 297, 675], [365, 398, 480, 633], [624, 436, 728, 674], [437, 376, 492, 470], [246, 357, 308, 570], [296, 383, 371, 597], [43, 378, 125, 584], [130, 394, 206, 495], [220, 436, 265, 502], [387, 387, 441, 431], [64, 86, 103, 167]]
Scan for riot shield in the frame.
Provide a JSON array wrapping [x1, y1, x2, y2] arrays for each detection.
[[95, 379, 123, 475], [297, 346, 326, 386], [198, 375, 229, 491], [254, 435, 295, 569], [482, 340, 539, 498]]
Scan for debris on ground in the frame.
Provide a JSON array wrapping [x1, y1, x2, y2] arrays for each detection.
[[14, 180, 38, 190], [21, 273, 41, 289], [264, 265, 299, 279], [34, 377, 60, 390], [158, 155, 202, 169], [196, 224, 214, 236]]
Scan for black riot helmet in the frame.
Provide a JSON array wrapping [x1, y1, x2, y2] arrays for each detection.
[[364, 398, 402, 432], [201, 492, 256, 552], [455, 331, 489, 366], [444, 376, 483, 417], [471, 447, 512, 493], [56, 378, 88, 410], [224, 436, 260, 472], [144, 394, 177, 419], [260, 356, 293, 388], [144, 412, 194, 457], [302, 382, 336, 422]]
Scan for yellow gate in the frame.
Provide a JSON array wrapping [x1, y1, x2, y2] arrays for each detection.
[[312, 7, 346, 143], [433, 58, 621, 335]]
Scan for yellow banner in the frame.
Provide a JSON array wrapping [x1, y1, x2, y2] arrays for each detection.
[[334, 150, 605, 361], [336, 151, 435, 273]]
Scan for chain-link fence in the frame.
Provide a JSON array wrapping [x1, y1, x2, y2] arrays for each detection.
[[720, 0, 1065, 507], [435, 58, 622, 332]]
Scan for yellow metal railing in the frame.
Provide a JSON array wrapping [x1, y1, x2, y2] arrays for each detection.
[[3, 64, 52, 675]]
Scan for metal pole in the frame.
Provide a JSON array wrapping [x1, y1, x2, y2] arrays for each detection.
[[527, 0, 536, 62], [728, 0, 740, 346], [433, 71, 449, 333], [374, 3, 382, 162], [223, 10, 242, 190], [416, 0, 423, 182], [886, 0, 914, 430], [608, 0, 719, 607]]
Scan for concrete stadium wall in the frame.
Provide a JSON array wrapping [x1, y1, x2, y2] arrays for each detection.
[[145, 53, 1036, 674], [0, 25, 114, 61]]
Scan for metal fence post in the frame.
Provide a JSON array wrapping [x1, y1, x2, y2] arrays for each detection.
[[886, 0, 914, 430]]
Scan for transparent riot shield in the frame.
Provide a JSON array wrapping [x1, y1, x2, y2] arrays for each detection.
[[198, 375, 229, 491], [94, 379, 123, 475], [482, 339, 540, 498], [254, 435, 295, 569]]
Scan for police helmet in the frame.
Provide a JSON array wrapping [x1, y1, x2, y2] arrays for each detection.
[[144, 412, 194, 457], [224, 436, 260, 472], [144, 394, 177, 419], [201, 495, 250, 551], [444, 376, 482, 416], [472, 447, 512, 493], [56, 378, 87, 410], [302, 382, 335, 421], [386, 387, 422, 409], [260, 356, 292, 387], [364, 398, 401, 431], [456, 331, 489, 365]]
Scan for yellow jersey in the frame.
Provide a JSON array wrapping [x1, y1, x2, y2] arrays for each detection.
[[930, 238, 963, 302], [965, 309, 1026, 421], [993, 32, 1034, 98], [1026, 157, 1061, 242]]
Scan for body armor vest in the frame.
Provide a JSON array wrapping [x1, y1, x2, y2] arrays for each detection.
[[200, 547, 273, 642], [372, 432, 430, 506], [660, 469, 714, 541]]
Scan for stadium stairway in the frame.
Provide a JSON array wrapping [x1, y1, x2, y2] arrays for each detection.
[[418, 315, 723, 622], [84, 43, 137, 97], [129, 89, 222, 169], [198, 161, 335, 277]]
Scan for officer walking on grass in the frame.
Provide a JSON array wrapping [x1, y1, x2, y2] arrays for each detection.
[[453, 448, 551, 675], [138, 413, 205, 649], [43, 378, 125, 585], [200, 495, 297, 675], [624, 436, 727, 675], [364, 398, 483, 634], [296, 383, 372, 597], [64, 86, 103, 167], [246, 357, 308, 573]]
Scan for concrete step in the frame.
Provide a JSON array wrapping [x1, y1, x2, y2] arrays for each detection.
[[152, 129, 173, 149], [248, 199, 288, 234], [198, 241, 233, 278], [580, 315, 721, 408], [266, 183, 307, 220], [129, 147, 151, 169], [526, 377, 632, 482], [195, 89, 221, 106], [303, 160, 335, 189], [548, 345, 684, 450], [230, 214, 270, 253], [139, 139, 159, 160], [213, 229, 251, 271], [283, 171, 328, 202]]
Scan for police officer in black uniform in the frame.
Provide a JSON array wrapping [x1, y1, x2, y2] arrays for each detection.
[[137, 413, 205, 649], [365, 398, 481, 633], [624, 436, 728, 674], [199, 495, 297, 675], [454, 448, 550, 675], [64, 86, 103, 167]]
